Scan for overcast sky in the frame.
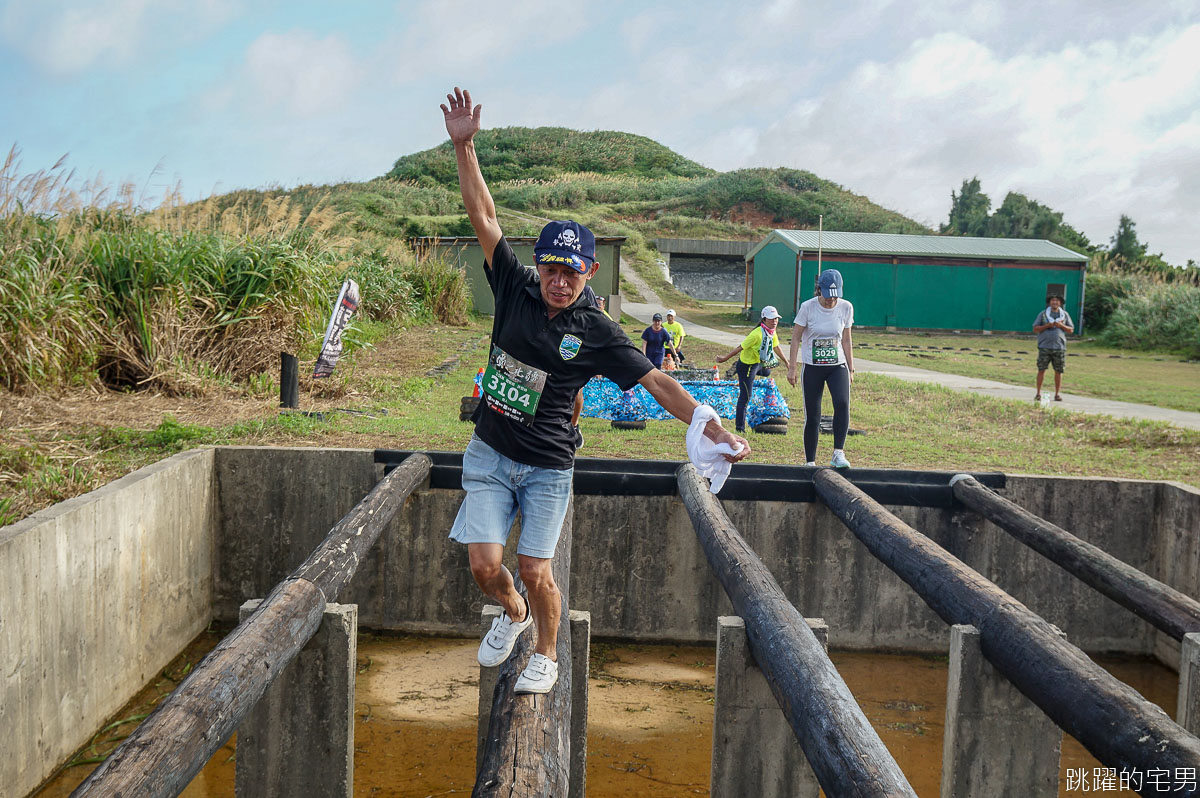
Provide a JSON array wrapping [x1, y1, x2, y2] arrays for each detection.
[[3, 0, 1198, 264]]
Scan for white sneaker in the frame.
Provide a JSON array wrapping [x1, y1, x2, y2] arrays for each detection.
[[831, 450, 851, 469], [478, 598, 533, 667], [804, 461, 816, 467], [514, 653, 559, 694]]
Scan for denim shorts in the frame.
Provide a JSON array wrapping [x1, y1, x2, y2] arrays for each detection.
[[448, 435, 573, 559]]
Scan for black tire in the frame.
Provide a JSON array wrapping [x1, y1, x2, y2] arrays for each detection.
[[752, 423, 788, 435], [459, 410, 475, 422], [763, 416, 789, 426], [611, 419, 647, 431], [461, 396, 480, 411]]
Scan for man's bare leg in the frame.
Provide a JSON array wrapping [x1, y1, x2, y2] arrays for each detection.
[[518, 554, 560, 660], [468, 543, 526, 622], [1035, 369, 1046, 398]]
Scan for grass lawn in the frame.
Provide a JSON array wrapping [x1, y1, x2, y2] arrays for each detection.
[[4, 316, 1197, 526], [670, 305, 1200, 414]]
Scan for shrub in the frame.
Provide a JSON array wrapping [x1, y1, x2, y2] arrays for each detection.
[[1101, 283, 1200, 357], [1083, 272, 1136, 333]]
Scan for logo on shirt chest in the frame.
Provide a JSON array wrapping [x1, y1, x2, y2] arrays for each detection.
[[558, 334, 582, 361]]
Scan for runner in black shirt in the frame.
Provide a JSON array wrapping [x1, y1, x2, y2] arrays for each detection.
[[440, 86, 750, 695]]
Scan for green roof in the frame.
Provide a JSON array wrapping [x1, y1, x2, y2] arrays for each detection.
[[746, 230, 1088, 263]]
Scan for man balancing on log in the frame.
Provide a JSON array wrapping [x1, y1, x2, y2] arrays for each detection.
[[441, 86, 751, 694]]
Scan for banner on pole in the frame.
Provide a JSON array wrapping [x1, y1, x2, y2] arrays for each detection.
[[313, 279, 360, 378]]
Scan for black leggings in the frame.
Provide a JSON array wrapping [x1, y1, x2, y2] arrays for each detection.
[[801, 363, 850, 461], [734, 360, 770, 432]]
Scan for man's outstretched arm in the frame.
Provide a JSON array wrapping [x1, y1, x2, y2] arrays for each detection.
[[638, 369, 751, 462], [441, 87, 502, 264]]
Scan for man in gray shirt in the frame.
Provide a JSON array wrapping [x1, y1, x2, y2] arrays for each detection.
[[1033, 293, 1075, 402]]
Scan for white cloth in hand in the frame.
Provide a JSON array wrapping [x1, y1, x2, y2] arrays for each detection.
[[686, 404, 743, 494]]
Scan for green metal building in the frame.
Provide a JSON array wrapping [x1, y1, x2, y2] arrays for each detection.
[[744, 230, 1089, 333], [418, 236, 626, 317]]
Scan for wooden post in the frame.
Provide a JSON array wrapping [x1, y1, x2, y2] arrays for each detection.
[[474, 497, 574, 797], [477, 606, 591, 798], [676, 464, 917, 798], [72, 454, 432, 798], [280, 352, 299, 409], [813, 469, 1200, 780], [950, 474, 1200, 640]]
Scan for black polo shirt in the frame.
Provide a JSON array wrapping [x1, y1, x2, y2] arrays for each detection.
[[474, 238, 652, 469]]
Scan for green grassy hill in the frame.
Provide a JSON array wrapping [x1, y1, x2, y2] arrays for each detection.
[[389, 126, 713, 183], [382, 127, 927, 239]]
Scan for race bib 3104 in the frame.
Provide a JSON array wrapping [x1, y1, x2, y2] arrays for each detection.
[[481, 345, 547, 427]]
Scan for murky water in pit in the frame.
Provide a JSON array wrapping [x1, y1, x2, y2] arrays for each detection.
[[36, 633, 1178, 797]]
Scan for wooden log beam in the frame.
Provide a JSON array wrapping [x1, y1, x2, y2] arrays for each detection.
[[474, 497, 574, 797], [813, 468, 1200, 786], [72, 453, 432, 798], [676, 464, 916, 798], [951, 474, 1200, 641]]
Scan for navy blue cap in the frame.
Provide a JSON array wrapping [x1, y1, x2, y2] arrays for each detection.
[[818, 269, 843, 298], [534, 220, 596, 275]]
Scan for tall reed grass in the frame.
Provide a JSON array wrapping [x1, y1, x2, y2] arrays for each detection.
[[1085, 252, 1200, 356], [0, 148, 469, 393]]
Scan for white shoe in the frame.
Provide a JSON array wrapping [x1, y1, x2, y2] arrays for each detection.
[[478, 598, 533, 667], [804, 461, 816, 467], [514, 653, 559, 694], [831, 450, 851, 469]]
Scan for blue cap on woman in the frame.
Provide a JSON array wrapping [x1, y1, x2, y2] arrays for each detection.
[[818, 269, 843, 298]]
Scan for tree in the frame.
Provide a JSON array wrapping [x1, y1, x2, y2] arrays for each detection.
[[942, 177, 991, 236], [1109, 215, 1147, 261], [987, 192, 1061, 240]]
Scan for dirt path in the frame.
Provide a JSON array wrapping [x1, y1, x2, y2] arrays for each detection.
[[620, 255, 660, 306]]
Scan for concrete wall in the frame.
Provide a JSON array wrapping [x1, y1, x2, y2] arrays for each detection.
[[7, 445, 1196, 797], [668, 257, 745, 302], [1155, 480, 1200, 666], [212, 448, 1199, 656], [0, 448, 216, 798]]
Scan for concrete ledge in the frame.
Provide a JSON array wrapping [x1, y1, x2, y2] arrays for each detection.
[[1, 448, 217, 798]]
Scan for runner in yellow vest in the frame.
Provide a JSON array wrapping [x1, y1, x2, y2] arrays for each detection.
[[663, 310, 686, 361]]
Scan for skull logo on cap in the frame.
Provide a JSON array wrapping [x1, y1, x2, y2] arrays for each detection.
[[554, 229, 578, 250]]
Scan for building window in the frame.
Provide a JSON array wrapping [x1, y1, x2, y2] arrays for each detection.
[[1046, 283, 1066, 302]]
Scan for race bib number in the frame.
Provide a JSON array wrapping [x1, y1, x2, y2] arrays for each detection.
[[482, 345, 546, 427], [812, 337, 839, 365]]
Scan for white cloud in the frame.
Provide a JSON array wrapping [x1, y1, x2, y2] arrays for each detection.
[[384, 0, 584, 84], [242, 31, 363, 117], [725, 24, 1200, 262], [0, 0, 240, 74]]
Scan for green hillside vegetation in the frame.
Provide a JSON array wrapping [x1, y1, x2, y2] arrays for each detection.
[[388, 127, 928, 237], [196, 127, 933, 311], [389, 126, 714, 183]]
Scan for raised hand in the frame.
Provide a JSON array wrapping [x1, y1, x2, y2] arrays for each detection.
[[441, 87, 482, 145]]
